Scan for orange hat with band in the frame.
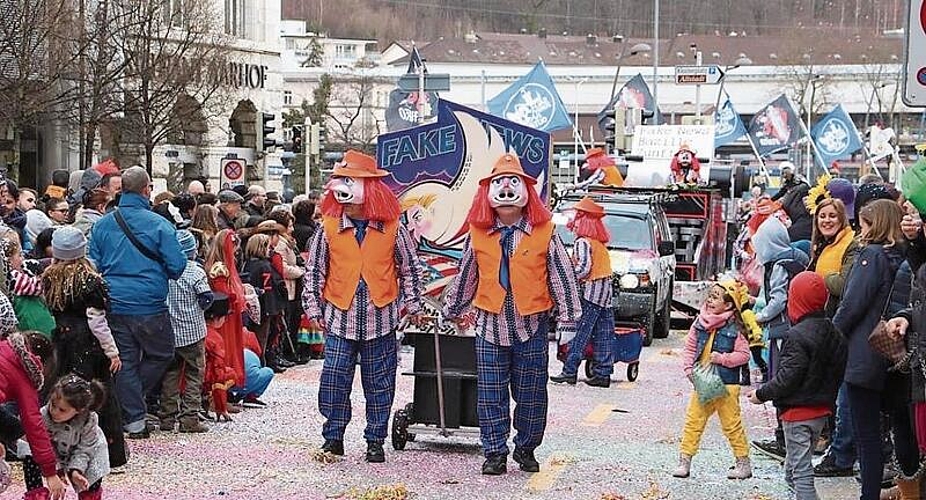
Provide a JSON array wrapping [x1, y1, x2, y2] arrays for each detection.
[[479, 153, 537, 186], [332, 150, 389, 178], [573, 197, 605, 217]]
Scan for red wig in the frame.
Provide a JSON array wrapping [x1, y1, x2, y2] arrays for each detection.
[[466, 180, 552, 229], [93, 159, 120, 177], [319, 177, 401, 222], [570, 212, 610, 243]]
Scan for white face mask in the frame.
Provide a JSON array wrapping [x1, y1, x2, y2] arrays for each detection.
[[326, 176, 365, 205], [488, 175, 528, 208]]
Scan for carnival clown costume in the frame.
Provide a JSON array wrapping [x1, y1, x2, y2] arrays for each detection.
[[442, 153, 582, 475], [550, 197, 615, 387], [303, 150, 424, 463], [575, 147, 624, 189], [670, 144, 702, 184]]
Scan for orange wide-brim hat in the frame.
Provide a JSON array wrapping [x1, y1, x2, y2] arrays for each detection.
[[331, 150, 389, 178], [585, 147, 606, 160], [573, 196, 605, 216], [479, 153, 538, 186]]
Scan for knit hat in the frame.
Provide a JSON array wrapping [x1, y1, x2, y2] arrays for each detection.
[[176, 229, 197, 259], [855, 182, 899, 221], [51, 226, 87, 261], [826, 178, 856, 220], [787, 271, 827, 324]]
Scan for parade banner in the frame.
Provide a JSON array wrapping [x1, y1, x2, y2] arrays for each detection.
[[746, 94, 804, 157], [597, 73, 665, 130], [714, 95, 747, 148], [487, 61, 573, 132], [385, 46, 439, 132], [377, 100, 551, 294], [811, 104, 863, 167]]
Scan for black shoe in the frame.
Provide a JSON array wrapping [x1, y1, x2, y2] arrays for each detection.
[[549, 372, 577, 384], [751, 439, 786, 462], [243, 395, 267, 408], [126, 427, 150, 440], [481, 455, 507, 475], [270, 364, 287, 374], [321, 439, 344, 456], [813, 454, 855, 477], [277, 358, 296, 368], [365, 442, 385, 463], [584, 376, 611, 388], [513, 448, 540, 472]]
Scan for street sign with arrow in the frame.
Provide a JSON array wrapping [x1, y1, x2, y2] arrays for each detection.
[[398, 73, 451, 92], [675, 65, 725, 85]]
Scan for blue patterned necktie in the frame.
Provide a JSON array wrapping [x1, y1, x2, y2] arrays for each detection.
[[498, 226, 517, 292], [351, 218, 368, 244]]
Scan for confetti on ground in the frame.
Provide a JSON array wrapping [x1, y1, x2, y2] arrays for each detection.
[[310, 448, 342, 464], [640, 479, 670, 500], [340, 484, 409, 500], [600, 493, 629, 500], [659, 349, 678, 356]]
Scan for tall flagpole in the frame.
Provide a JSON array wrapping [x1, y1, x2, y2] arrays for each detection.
[[787, 96, 828, 178]]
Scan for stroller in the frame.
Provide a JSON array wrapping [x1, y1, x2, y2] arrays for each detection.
[[557, 324, 645, 381]]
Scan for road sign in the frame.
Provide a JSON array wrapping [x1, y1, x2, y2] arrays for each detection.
[[397, 73, 451, 92], [674, 65, 725, 85], [903, 0, 926, 106], [221, 158, 245, 187]]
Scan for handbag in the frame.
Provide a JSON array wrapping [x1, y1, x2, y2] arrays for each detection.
[[867, 275, 911, 368], [692, 363, 727, 405]]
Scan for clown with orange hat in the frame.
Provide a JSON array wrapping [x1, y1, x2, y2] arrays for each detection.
[[550, 197, 615, 387], [442, 152, 582, 476], [573, 147, 624, 189], [670, 143, 702, 184], [303, 150, 424, 463]]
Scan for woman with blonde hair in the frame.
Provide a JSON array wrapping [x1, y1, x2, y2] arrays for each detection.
[[833, 199, 916, 500], [191, 204, 220, 261], [242, 233, 288, 372]]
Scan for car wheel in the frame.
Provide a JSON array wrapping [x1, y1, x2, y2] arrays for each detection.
[[642, 305, 655, 347], [653, 281, 673, 339]]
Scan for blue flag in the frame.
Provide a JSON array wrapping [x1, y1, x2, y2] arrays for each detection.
[[811, 104, 863, 167], [746, 94, 804, 157], [597, 73, 665, 129], [487, 61, 573, 132], [714, 95, 746, 148]]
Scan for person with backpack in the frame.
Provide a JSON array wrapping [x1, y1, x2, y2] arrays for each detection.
[[749, 216, 809, 461]]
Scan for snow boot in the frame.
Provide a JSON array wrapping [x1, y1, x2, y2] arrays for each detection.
[[727, 456, 753, 480], [672, 454, 692, 478]]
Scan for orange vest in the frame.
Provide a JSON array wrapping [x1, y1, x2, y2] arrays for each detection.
[[584, 239, 613, 281], [471, 221, 554, 315], [322, 216, 399, 310]]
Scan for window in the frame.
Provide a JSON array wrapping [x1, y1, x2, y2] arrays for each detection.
[[224, 0, 246, 37], [161, 0, 186, 28], [283, 91, 292, 106], [335, 44, 357, 59]]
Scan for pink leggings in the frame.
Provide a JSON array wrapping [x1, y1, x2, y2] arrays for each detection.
[[915, 402, 926, 453]]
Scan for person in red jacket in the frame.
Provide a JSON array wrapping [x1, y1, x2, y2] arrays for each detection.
[[203, 294, 237, 422], [0, 331, 66, 500]]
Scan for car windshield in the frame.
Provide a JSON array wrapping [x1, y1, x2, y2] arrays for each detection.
[[554, 212, 653, 251]]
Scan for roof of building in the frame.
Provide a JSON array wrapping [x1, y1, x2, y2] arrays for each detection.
[[393, 30, 904, 67]]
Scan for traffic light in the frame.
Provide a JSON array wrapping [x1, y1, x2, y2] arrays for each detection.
[[291, 126, 303, 153], [261, 112, 276, 151], [604, 108, 617, 154], [310, 123, 326, 156]]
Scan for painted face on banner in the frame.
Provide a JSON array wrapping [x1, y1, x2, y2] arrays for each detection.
[[326, 176, 365, 205], [488, 175, 528, 208]]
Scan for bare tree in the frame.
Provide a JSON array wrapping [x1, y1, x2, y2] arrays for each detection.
[[325, 73, 385, 153], [114, 0, 232, 172]]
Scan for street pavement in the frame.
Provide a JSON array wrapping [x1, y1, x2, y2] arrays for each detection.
[[3, 330, 859, 499]]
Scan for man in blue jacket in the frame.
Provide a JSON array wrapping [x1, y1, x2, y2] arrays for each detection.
[[89, 166, 187, 438]]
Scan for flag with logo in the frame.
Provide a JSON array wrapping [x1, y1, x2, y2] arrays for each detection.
[[746, 94, 804, 157], [486, 61, 573, 132], [714, 94, 746, 148], [597, 73, 665, 130], [385, 46, 439, 132], [810, 104, 863, 167]]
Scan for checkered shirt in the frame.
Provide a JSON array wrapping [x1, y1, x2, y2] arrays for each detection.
[[442, 217, 582, 347], [574, 237, 613, 307], [302, 215, 424, 342], [166, 260, 211, 348]]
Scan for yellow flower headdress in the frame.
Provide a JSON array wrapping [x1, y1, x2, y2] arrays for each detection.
[[804, 173, 832, 215]]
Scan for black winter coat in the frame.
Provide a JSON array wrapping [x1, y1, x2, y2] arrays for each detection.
[[895, 263, 926, 404], [756, 313, 847, 410], [833, 243, 906, 391]]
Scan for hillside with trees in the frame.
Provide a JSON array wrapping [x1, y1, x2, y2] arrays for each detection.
[[283, 0, 906, 42]]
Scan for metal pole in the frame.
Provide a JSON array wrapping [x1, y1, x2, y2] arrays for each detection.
[[481, 69, 487, 111], [653, 0, 659, 108], [418, 61, 426, 124], [695, 51, 702, 123], [574, 79, 579, 166]]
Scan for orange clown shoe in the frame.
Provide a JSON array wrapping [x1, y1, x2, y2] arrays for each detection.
[[572, 197, 605, 217], [332, 150, 389, 178], [479, 153, 538, 185]]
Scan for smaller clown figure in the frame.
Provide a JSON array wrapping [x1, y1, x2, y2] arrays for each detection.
[[670, 144, 702, 184], [576, 147, 624, 189], [550, 197, 615, 387], [303, 150, 424, 463], [442, 152, 582, 476]]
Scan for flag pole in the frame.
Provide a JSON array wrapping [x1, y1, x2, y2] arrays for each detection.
[[787, 96, 828, 177], [745, 134, 770, 187]]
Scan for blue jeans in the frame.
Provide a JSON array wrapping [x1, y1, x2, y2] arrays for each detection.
[[235, 349, 274, 398], [563, 300, 614, 378], [109, 313, 175, 433], [829, 383, 856, 468]]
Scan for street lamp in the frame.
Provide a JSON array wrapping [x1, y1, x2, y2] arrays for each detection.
[[566, 76, 588, 171], [804, 74, 825, 178], [609, 40, 652, 99], [712, 56, 753, 116], [653, 0, 660, 108]]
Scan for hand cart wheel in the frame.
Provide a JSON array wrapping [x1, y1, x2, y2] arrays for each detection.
[[404, 403, 416, 442], [584, 359, 596, 380], [627, 362, 640, 382], [392, 407, 410, 450]]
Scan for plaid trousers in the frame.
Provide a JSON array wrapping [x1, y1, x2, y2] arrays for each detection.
[[475, 322, 549, 458], [562, 299, 614, 378], [318, 332, 397, 444]]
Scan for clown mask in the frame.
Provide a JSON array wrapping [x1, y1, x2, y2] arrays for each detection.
[[326, 176, 365, 204], [488, 175, 528, 208], [676, 149, 694, 167]]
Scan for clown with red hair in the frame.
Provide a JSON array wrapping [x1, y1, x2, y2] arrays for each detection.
[[442, 152, 582, 476], [670, 144, 702, 184], [303, 150, 424, 463], [573, 148, 624, 189], [550, 197, 615, 387]]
